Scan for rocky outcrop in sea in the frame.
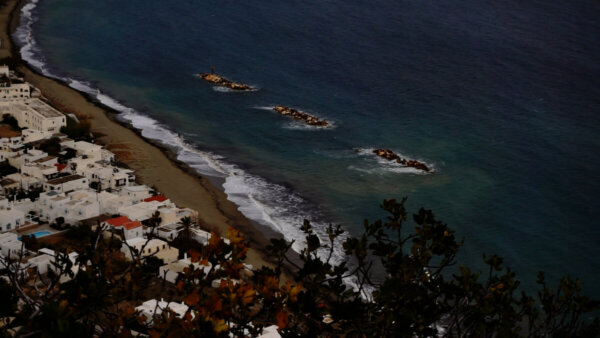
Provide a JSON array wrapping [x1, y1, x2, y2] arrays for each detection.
[[197, 73, 253, 91], [273, 106, 328, 127], [372, 148, 431, 172]]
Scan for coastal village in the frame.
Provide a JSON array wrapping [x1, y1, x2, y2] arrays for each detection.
[[0, 65, 280, 337]]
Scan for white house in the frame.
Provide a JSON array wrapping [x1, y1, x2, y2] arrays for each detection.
[[97, 191, 136, 215], [158, 256, 215, 284], [0, 66, 30, 102], [0, 178, 19, 196], [192, 228, 214, 246], [37, 190, 100, 224], [26, 248, 79, 283], [0, 232, 23, 259], [119, 185, 152, 203], [135, 299, 192, 325], [101, 216, 144, 240], [60, 141, 113, 162], [20, 161, 59, 182], [0, 99, 65, 133], [88, 165, 135, 190], [9, 196, 37, 215], [0, 206, 25, 232], [156, 223, 182, 241], [43, 174, 88, 193], [4, 173, 42, 191], [121, 238, 178, 263], [7, 148, 48, 168], [21, 128, 53, 143], [118, 200, 172, 223]]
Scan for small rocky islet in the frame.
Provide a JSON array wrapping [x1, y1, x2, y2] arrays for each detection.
[[196, 72, 254, 91], [371, 148, 431, 172], [273, 105, 329, 127]]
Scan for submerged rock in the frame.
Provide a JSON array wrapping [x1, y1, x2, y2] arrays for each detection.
[[273, 105, 328, 127], [373, 148, 431, 172], [197, 73, 253, 91]]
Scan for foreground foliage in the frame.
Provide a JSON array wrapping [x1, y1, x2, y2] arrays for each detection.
[[0, 199, 597, 337]]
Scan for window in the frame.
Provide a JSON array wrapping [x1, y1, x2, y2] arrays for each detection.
[[6, 223, 11, 230]]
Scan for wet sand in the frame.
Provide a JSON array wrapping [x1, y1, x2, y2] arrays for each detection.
[[0, 0, 280, 270]]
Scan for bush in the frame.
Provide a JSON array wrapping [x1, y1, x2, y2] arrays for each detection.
[[60, 116, 91, 141], [39, 137, 62, 156], [1, 113, 20, 131]]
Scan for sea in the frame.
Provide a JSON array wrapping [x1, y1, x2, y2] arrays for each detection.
[[14, 0, 600, 296]]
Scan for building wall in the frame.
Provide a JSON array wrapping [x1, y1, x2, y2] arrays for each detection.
[[0, 83, 30, 101], [121, 239, 178, 263], [0, 208, 25, 232], [44, 177, 89, 193], [124, 227, 144, 240]]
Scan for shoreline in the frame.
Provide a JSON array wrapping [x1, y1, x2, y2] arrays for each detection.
[[0, 0, 285, 270]]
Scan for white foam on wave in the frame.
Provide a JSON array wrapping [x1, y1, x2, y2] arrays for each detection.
[[211, 86, 259, 93], [14, 0, 346, 265], [251, 105, 275, 111], [14, 0, 50, 76], [221, 166, 347, 261], [353, 147, 435, 175]]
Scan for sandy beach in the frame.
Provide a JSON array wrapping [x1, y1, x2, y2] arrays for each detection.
[[0, 0, 277, 269]]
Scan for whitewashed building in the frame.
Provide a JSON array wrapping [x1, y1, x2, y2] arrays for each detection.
[[158, 256, 214, 284], [101, 216, 145, 240], [117, 199, 173, 223], [20, 160, 59, 182], [37, 190, 100, 224], [61, 141, 114, 162], [0, 206, 25, 232], [7, 148, 48, 168], [121, 238, 178, 263], [135, 299, 192, 325], [43, 174, 88, 193], [0, 66, 30, 102], [119, 185, 152, 203], [0, 232, 23, 259], [26, 248, 79, 283], [0, 99, 65, 133], [97, 191, 136, 215]]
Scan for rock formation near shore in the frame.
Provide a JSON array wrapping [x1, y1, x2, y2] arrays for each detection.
[[197, 73, 253, 91], [273, 106, 328, 127], [372, 148, 431, 172]]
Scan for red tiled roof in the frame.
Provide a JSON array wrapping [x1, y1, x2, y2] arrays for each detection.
[[122, 221, 142, 230], [143, 195, 168, 203], [54, 163, 67, 172], [105, 216, 132, 227]]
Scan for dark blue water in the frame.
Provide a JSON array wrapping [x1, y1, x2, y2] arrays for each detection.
[[17, 0, 600, 295]]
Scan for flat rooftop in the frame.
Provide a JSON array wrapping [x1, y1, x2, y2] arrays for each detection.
[[46, 174, 85, 185], [123, 185, 150, 192], [24, 99, 63, 118], [33, 155, 56, 163]]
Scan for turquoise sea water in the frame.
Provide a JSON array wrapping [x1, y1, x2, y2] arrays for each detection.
[[15, 0, 600, 295]]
